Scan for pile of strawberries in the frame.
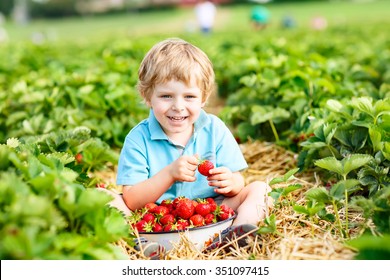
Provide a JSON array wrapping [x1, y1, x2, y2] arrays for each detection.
[[129, 197, 235, 233]]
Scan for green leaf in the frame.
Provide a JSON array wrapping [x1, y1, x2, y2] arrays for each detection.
[[75, 189, 113, 217], [281, 184, 302, 196], [325, 127, 337, 145], [236, 122, 257, 141], [269, 188, 283, 202], [330, 182, 345, 200], [383, 142, 390, 160], [293, 205, 310, 215], [374, 99, 390, 118], [305, 187, 331, 203], [368, 127, 383, 153], [0, 145, 12, 170], [308, 202, 326, 216], [257, 214, 281, 235], [347, 235, 390, 260], [317, 209, 335, 222], [315, 154, 373, 177], [315, 157, 343, 175], [250, 106, 290, 125], [326, 99, 343, 112], [269, 177, 285, 185], [269, 168, 300, 185], [343, 179, 361, 192], [343, 154, 373, 176], [351, 97, 374, 118]]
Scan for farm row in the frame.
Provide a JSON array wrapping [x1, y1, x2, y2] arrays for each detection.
[[0, 22, 389, 259]]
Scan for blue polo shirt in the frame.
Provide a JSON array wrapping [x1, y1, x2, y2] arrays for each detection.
[[116, 109, 248, 204]]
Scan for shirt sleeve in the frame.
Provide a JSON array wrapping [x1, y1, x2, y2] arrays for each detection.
[[116, 131, 149, 186], [213, 117, 248, 172]]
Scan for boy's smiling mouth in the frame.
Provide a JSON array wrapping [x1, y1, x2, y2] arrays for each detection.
[[168, 116, 188, 121]]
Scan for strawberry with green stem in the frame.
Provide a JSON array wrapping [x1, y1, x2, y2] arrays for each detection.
[[190, 214, 205, 227], [195, 198, 212, 216], [216, 204, 234, 221], [204, 213, 217, 225], [198, 158, 214, 176], [175, 198, 195, 220], [206, 197, 217, 212]]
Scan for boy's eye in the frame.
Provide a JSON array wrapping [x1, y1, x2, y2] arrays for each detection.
[[185, 95, 196, 99], [161, 95, 171, 98]]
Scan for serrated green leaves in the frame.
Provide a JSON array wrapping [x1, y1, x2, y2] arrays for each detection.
[[251, 105, 291, 125], [269, 168, 300, 185], [315, 154, 373, 178], [0, 139, 129, 260]]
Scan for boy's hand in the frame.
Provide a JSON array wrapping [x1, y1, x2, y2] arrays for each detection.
[[207, 167, 238, 195], [169, 155, 199, 182]]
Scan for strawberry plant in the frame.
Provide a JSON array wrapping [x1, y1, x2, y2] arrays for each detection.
[[1, 21, 389, 259], [0, 138, 131, 259]]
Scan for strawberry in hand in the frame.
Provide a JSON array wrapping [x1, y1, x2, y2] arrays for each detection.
[[198, 159, 214, 176]]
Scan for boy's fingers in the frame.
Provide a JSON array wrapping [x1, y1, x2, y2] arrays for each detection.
[[188, 155, 200, 165]]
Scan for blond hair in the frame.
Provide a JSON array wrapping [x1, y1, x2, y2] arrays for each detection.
[[137, 38, 215, 103]]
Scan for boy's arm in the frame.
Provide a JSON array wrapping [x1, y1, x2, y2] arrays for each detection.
[[122, 165, 176, 211], [122, 154, 199, 210]]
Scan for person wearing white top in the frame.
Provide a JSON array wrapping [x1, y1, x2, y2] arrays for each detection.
[[194, 0, 217, 34]]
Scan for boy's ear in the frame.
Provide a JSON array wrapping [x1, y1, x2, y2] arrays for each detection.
[[145, 99, 152, 107]]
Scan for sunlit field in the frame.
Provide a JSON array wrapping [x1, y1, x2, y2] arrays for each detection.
[[3, 0, 390, 43], [1, 0, 389, 262]]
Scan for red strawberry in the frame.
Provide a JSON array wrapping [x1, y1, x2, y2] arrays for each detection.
[[176, 199, 195, 220], [160, 199, 174, 212], [151, 205, 169, 216], [152, 222, 163, 232], [172, 196, 186, 209], [142, 213, 155, 223], [160, 214, 176, 226], [190, 214, 205, 227], [163, 223, 178, 232], [176, 223, 186, 231], [176, 219, 190, 229], [134, 220, 148, 232], [144, 202, 158, 211], [217, 204, 233, 221], [204, 213, 216, 225], [195, 202, 211, 217], [198, 159, 214, 176], [206, 197, 217, 212], [75, 153, 83, 164]]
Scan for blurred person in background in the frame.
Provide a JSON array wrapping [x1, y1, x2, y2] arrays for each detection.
[[311, 15, 328, 30], [250, 5, 270, 31], [194, 0, 217, 34], [281, 14, 296, 29]]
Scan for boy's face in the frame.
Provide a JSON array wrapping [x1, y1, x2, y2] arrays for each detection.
[[147, 79, 206, 140]]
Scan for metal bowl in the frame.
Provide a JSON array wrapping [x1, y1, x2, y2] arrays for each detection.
[[139, 215, 236, 251]]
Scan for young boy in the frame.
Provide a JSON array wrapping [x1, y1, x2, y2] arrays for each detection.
[[110, 38, 272, 256]]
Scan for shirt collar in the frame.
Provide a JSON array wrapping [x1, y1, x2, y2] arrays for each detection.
[[148, 109, 210, 141], [148, 109, 167, 140]]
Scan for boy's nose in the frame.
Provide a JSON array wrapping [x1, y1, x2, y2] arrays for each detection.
[[172, 105, 184, 111], [172, 101, 184, 111]]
